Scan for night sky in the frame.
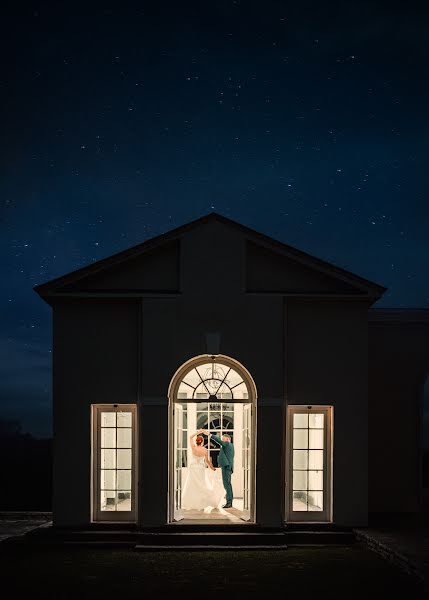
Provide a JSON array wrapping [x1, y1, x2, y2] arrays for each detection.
[[1, 1, 428, 438]]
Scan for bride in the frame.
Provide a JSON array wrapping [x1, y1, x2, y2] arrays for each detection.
[[181, 430, 225, 511]]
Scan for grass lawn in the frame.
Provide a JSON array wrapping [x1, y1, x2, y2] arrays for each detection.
[[1, 543, 423, 598]]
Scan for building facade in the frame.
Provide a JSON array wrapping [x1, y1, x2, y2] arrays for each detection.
[[35, 214, 429, 528]]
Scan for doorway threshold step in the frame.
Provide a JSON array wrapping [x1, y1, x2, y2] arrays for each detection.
[[134, 544, 288, 551]]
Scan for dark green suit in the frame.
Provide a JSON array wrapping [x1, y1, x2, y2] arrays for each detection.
[[211, 434, 234, 505]]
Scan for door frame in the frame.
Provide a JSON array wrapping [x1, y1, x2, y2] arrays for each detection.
[[285, 405, 333, 523], [167, 354, 257, 524], [91, 404, 138, 523]]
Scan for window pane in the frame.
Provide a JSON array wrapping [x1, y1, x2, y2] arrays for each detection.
[[308, 491, 323, 511], [309, 429, 324, 449], [101, 490, 116, 511], [196, 403, 208, 412], [293, 491, 308, 511], [206, 378, 222, 394], [117, 412, 132, 427], [178, 382, 192, 397], [209, 414, 222, 429], [101, 428, 116, 448], [231, 381, 247, 399], [101, 449, 116, 469], [308, 470, 323, 490], [101, 469, 116, 490], [293, 470, 308, 490], [117, 449, 132, 469], [182, 431, 188, 448], [215, 383, 229, 397], [176, 450, 187, 468], [195, 364, 213, 380], [101, 412, 116, 427], [117, 428, 132, 448], [309, 413, 324, 429], [309, 450, 323, 470], [117, 470, 131, 490], [293, 450, 308, 469], [223, 367, 241, 388], [197, 414, 208, 429], [116, 491, 131, 511], [182, 368, 202, 388], [293, 429, 308, 449], [293, 414, 308, 428]]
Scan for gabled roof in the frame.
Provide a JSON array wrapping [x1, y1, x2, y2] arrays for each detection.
[[34, 212, 387, 299]]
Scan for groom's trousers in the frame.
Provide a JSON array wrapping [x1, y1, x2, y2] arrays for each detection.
[[221, 466, 233, 505]]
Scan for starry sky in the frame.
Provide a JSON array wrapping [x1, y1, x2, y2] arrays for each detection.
[[1, 1, 428, 438]]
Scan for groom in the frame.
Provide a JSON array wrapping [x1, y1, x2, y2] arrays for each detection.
[[201, 429, 234, 509]]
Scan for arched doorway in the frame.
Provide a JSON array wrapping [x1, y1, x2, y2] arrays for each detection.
[[168, 354, 257, 523]]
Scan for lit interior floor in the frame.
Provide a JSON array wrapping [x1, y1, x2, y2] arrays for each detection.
[[175, 498, 247, 523]]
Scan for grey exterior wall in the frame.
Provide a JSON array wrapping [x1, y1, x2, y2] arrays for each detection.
[[53, 300, 139, 526], [49, 219, 380, 528], [286, 300, 370, 526], [139, 222, 286, 527], [368, 319, 429, 514]]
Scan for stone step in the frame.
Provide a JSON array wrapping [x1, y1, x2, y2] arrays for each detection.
[[14, 524, 355, 547], [133, 532, 288, 546], [284, 530, 356, 545], [134, 544, 289, 551]]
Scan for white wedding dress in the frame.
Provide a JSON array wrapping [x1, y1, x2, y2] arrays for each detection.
[[181, 455, 225, 511]]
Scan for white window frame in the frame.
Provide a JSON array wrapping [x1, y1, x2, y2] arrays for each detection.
[[91, 404, 138, 523], [286, 405, 333, 523]]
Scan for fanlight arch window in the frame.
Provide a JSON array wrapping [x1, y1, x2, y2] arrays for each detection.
[[176, 362, 249, 402]]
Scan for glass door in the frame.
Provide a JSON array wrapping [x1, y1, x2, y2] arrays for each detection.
[[92, 404, 137, 522], [242, 403, 252, 520], [173, 402, 186, 520], [286, 406, 333, 522]]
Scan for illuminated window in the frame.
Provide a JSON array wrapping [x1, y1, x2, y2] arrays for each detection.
[[287, 406, 332, 522], [92, 405, 137, 522]]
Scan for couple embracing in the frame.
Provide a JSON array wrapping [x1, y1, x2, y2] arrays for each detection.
[[181, 429, 234, 511]]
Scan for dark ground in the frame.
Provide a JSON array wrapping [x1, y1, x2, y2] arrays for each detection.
[[0, 422, 425, 596], [0, 543, 423, 598]]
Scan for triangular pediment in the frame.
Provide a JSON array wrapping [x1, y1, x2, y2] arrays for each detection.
[[66, 240, 179, 292], [34, 213, 386, 300], [245, 241, 365, 294], [35, 239, 180, 296]]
